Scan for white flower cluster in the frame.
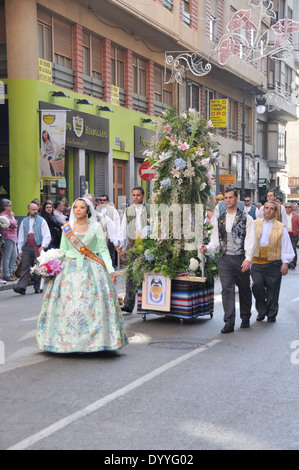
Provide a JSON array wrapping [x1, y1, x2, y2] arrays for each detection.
[[37, 248, 64, 265]]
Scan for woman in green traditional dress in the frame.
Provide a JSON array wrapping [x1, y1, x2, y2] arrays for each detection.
[[36, 198, 128, 353]]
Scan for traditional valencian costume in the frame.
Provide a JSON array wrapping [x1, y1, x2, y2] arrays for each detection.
[[36, 198, 128, 353]]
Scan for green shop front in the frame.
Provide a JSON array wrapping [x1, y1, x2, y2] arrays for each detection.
[[39, 102, 109, 206]]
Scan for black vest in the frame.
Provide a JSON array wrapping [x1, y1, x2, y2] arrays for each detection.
[[218, 208, 248, 256]]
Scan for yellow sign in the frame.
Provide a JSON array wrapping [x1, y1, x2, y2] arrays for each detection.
[[219, 174, 235, 185], [38, 58, 52, 84], [111, 85, 120, 105], [210, 99, 228, 128]]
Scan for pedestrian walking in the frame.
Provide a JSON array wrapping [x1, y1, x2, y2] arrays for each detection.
[[199, 186, 256, 333], [116, 186, 150, 314], [256, 191, 287, 226], [285, 202, 299, 269], [0, 199, 18, 281], [36, 198, 128, 353], [13, 202, 51, 295], [96, 194, 121, 267], [243, 196, 257, 220], [251, 201, 295, 322]]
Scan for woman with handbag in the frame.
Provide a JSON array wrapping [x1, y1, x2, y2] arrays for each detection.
[[36, 198, 128, 353]]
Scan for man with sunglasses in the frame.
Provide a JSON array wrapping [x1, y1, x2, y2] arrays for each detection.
[[243, 196, 257, 220], [285, 202, 299, 269]]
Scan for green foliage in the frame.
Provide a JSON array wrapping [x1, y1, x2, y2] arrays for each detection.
[[126, 108, 219, 284]]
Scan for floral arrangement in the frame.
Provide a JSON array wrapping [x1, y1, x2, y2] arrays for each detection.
[[126, 108, 219, 284], [32, 249, 64, 279]]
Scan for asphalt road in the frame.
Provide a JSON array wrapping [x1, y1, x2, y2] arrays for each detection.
[[0, 270, 298, 451]]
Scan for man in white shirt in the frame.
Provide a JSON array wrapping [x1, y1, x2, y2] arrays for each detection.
[[96, 194, 121, 267], [14, 203, 51, 295], [53, 200, 67, 225], [200, 186, 256, 333], [251, 201, 295, 322], [256, 191, 287, 226], [117, 186, 149, 313]]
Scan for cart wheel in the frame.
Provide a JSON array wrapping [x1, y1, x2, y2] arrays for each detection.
[[142, 314, 146, 322], [210, 313, 213, 318], [180, 318, 184, 325]]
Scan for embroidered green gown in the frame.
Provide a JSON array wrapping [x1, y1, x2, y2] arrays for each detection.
[[36, 221, 128, 353]]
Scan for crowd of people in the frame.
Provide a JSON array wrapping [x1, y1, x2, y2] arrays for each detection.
[[0, 185, 298, 351]]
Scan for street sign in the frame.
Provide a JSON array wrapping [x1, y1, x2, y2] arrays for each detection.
[[139, 162, 156, 181], [219, 174, 235, 185]]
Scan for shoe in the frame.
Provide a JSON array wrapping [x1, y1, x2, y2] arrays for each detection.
[[121, 306, 132, 314], [240, 320, 250, 328], [0, 279, 7, 285], [221, 325, 234, 334], [3, 276, 14, 282], [256, 315, 265, 322], [13, 286, 26, 295], [35, 289, 43, 294], [267, 317, 276, 323]]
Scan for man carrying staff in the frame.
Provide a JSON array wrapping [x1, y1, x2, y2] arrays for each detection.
[[251, 200, 294, 323], [200, 186, 256, 333]]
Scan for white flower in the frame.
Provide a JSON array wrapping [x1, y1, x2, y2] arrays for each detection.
[[189, 258, 199, 272]]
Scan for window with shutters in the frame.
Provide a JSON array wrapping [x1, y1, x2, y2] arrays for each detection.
[[111, 45, 124, 89], [0, 0, 7, 78], [133, 55, 146, 96], [83, 32, 102, 81], [53, 18, 73, 69], [154, 65, 173, 116], [37, 8, 74, 88], [38, 9, 52, 61]]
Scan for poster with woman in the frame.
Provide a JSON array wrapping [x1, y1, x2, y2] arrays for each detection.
[[40, 110, 67, 179]]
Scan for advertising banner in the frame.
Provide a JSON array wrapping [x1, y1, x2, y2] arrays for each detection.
[[40, 110, 67, 179]]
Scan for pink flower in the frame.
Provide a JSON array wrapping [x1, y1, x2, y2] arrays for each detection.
[[171, 168, 180, 178], [166, 135, 177, 146], [181, 113, 187, 119], [164, 124, 172, 133], [179, 142, 189, 151], [207, 120, 214, 128]]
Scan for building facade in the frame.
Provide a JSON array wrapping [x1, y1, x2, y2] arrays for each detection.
[[0, 0, 298, 215]]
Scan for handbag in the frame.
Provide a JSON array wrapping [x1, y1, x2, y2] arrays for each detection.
[[14, 260, 22, 278]]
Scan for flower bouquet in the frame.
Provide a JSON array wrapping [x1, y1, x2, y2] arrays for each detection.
[[31, 249, 64, 289]]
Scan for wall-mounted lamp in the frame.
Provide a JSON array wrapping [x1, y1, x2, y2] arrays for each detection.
[[75, 99, 93, 105], [141, 118, 155, 124], [98, 106, 114, 112], [50, 91, 70, 98]]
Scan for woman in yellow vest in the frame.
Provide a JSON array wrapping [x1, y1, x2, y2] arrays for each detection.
[[251, 201, 294, 322]]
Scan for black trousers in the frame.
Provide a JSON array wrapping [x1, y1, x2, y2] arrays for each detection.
[[17, 245, 41, 292], [251, 260, 282, 320], [218, 254, 252, 327]]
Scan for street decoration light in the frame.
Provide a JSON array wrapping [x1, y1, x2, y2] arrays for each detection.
[[241, 84, 266, 200]]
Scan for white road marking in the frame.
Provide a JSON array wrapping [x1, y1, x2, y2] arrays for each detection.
[[17, 329, 36, 342], [0, 348, 51, 375], [21, 316, 39, 322], [7, 339, 221, 450]]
